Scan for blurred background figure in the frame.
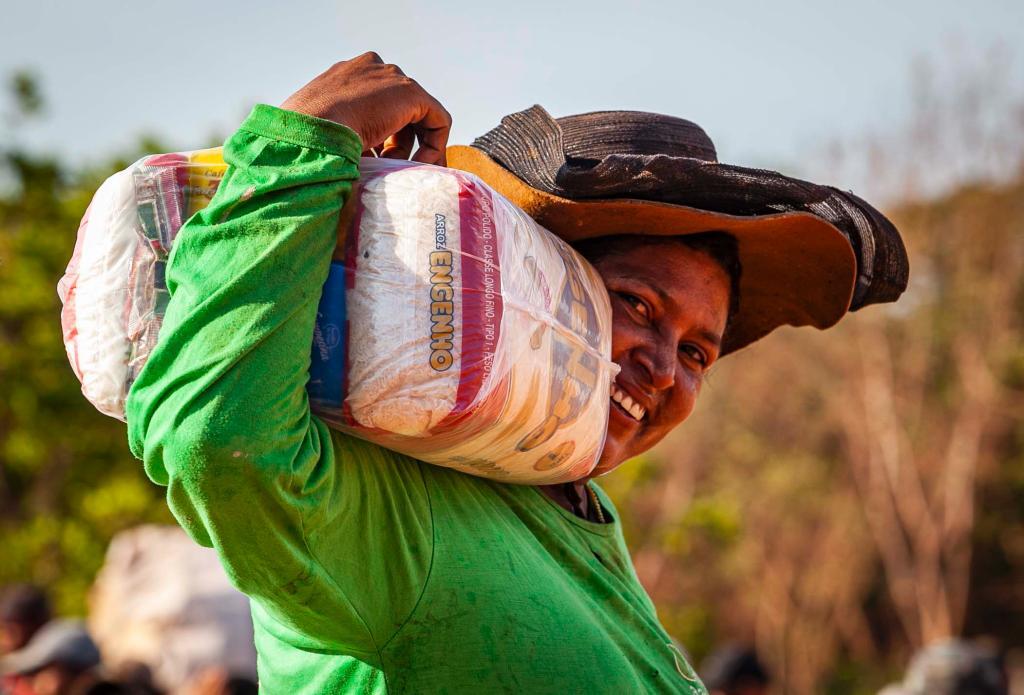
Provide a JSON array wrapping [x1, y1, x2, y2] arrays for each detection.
[[1, 586, 52, 655], [179, 667, 256, 695], [700, 644, 771, 695], [879, 639, 1008, 695], [0, 619, 100, 695], [87, 526, 256, 693], [1, 585, 54, 695]]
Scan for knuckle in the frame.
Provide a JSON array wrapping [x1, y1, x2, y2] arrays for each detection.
[[395, 74, 417, 89], [362, 51, 383, 63]]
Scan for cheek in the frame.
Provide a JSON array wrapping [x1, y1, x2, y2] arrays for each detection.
[[659, 369, 702, 428], [609, 312, 641, 359]]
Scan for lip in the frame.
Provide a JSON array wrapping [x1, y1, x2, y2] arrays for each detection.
[[613, 377, 654, 417], [609, 398, 643, 428]]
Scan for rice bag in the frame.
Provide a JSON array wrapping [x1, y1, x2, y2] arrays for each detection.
[[59, 151, 617, 484]]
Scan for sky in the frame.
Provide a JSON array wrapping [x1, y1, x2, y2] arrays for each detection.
[[1, 0, 1022, 192]]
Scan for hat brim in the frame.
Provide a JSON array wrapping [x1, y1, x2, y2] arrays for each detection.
[[447, 144, 857, 355]]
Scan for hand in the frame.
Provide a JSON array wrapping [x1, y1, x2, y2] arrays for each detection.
[[281, 52, 452, 165]]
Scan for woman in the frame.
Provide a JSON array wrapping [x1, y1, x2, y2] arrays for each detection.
[[126, 54, 907, 693]]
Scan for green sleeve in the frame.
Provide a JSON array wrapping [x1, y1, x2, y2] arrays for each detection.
[[125, 104, 430, 661]]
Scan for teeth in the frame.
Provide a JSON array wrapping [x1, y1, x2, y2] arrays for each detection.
[[610, 382, 647, 422]]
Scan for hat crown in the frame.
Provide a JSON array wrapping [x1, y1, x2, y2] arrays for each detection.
[[468, 104, 909, 326], [557, 111, 718, 163]]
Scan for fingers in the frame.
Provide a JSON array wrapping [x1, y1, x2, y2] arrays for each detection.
[[287, 51, 452, 164], [354, 51, 385, 65], [411, 124, 450, 166], [410, 94, 452, 166], [380, 125, 415, 160]]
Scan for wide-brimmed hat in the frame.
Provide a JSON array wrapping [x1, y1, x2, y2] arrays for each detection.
[[447, 106, 909, 354], [0, 620, 100, 676], [878, 640, 1006, 695]]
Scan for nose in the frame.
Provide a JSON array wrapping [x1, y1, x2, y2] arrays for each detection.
[[637, 341, 676, 391]]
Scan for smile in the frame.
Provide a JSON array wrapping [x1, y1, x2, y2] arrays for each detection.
[[610, 381, 646, 422]]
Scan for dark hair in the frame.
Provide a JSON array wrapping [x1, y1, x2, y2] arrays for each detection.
[[0, 584, 51, 628], [573, 232, 742, 331], [700, 645, 771, 691]]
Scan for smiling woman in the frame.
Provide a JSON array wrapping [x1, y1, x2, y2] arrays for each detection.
[[573, 234, 738, 476], [124, 53, 909, 694]]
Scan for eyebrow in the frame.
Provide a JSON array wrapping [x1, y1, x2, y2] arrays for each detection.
[[699, 329, 723, 349], [650, 284, 671, 306]]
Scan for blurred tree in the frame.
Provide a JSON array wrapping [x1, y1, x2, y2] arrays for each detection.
[[835, 178, 1024, 648], [0, 74, 172, 615]]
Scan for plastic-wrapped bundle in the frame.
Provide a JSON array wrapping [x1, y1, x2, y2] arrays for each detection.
[[59, 151, 616, 484], [58, 149, 226, 418]]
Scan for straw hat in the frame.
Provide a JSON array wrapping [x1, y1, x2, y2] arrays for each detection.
[[447, 106, 909, 354]]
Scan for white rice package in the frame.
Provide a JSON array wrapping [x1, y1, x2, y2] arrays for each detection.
[[60, 151, 616, 484], [59, 149, 225, 419]]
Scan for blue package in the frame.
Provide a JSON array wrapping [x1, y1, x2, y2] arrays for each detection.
[[307, 261, 347, 408]]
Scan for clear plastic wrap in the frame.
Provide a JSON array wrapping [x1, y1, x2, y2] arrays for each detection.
[[58, 149, 226, 419], [59, 151, 617, 484]]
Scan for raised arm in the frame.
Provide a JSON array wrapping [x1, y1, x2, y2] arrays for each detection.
[[125, 53, 451, 652]]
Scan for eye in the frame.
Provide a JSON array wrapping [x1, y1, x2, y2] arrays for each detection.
[[617, 292, 650, 319], [679, 343, 707, 367]]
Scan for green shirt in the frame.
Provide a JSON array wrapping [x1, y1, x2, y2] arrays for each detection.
[[126, 104, 707, 694]]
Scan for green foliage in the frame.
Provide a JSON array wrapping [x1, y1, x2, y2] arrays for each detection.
[[7, 70, 44, 120], [0, 75, 172, 616], [822, 654, 895, 695]]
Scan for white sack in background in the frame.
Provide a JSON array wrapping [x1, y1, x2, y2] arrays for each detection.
[[88, 525, 257, 691]]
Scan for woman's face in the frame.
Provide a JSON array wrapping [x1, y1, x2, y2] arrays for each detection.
[[589, 239, 731, 476]]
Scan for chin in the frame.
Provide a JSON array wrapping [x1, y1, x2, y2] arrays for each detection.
[[587, 439, 630, 478]]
